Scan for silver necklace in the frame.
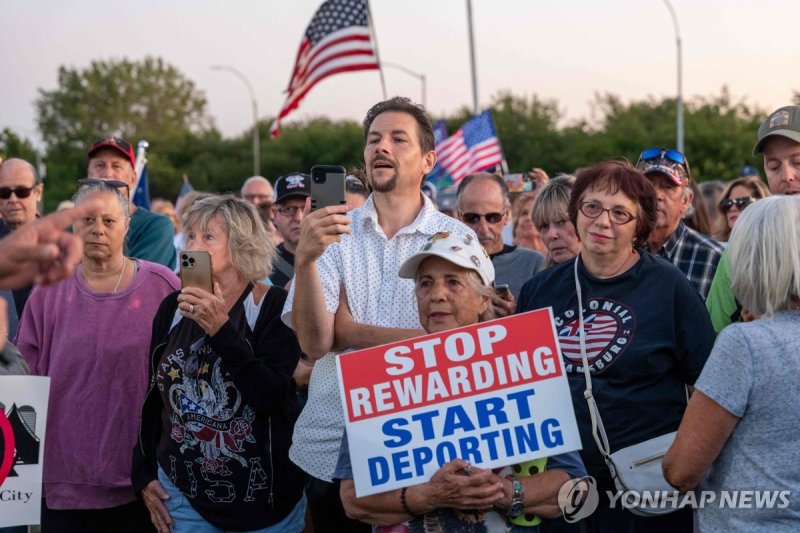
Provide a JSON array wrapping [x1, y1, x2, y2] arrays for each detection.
[[112, 258, 128, 293]]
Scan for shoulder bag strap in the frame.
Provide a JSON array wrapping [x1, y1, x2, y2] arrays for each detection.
[[574, 257, 613, 462]]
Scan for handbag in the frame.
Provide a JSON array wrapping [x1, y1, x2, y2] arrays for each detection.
[[572, 257, 685, 517]]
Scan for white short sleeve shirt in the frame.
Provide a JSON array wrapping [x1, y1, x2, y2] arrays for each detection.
[[282, 194, 475, 480]]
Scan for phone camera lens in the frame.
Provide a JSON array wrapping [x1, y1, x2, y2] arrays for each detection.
[[189, 257, 196, 265], [182, 261, 189, 267]]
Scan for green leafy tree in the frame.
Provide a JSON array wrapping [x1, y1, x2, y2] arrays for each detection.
[[35, 56, 213, 209], [0, 128, 38, 164]]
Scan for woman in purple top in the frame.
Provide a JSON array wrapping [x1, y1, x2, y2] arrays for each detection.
[[16, 180, 180, 532]]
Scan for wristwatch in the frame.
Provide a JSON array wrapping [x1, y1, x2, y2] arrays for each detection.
[[508, 478, 524, 517]]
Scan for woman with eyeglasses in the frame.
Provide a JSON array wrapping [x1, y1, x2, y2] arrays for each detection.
[[132, 195, 306, 533], [517, 161, 716, 532], [715, 177, 770, 242], [16, 180, 180, 533]]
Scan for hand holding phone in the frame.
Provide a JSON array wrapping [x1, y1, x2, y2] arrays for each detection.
[[493, 284, 515, 318], [495, 284, 511, 300]]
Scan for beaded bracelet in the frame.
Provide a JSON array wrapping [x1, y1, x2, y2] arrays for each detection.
[[400, 486, 419, 518]]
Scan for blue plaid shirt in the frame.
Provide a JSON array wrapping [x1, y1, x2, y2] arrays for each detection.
[[653, 220, 724, 300]]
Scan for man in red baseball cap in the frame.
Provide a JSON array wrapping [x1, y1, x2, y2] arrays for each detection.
[[85, 136, 176, 269]]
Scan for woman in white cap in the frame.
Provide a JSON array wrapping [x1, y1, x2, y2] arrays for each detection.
[[334, 231, 586, 532]]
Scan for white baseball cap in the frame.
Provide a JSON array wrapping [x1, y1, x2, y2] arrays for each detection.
[[398, 231, 495, 286]]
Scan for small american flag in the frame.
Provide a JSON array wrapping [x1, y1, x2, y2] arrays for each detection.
[[558, 313, 618, 363], [434, 110, 504, 184], [270, 0, 379, 137]]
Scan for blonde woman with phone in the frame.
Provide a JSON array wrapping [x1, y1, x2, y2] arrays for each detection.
[[133, 195, 306, 533]]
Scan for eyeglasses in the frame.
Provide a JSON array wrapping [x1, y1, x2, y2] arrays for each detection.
[[243, 194, 272, 203], [276, 205, 303, 217], [77, 178, 130, 194], [579, 201, 638, 225], [719, 196, 756, 213], [0, 185, 37, 199], [460, 211, 505, 224]]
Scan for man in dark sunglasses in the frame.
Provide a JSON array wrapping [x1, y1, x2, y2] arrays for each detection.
[[456, 173, 544, 317], [0, 158, 44, 336], [85, 136, 177, 270], [0, 158, 42, 232], [636, 148, 723, 300]]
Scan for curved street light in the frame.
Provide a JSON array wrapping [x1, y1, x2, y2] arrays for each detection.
[[382, 62, 427, 108], [662, 0, 684, 154], [210, 65, 260, 176]]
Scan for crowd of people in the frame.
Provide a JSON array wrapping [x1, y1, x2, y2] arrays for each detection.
[[0, 97, 798, 533]]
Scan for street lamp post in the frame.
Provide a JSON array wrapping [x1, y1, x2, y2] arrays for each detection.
[[466, 0, 479, 115], [210, 65, 260, 176], [662, 0, 684, 154], [381, 62, 427, 108]]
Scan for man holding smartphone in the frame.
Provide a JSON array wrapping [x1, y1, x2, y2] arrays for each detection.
[[281, 97, 475, 532]]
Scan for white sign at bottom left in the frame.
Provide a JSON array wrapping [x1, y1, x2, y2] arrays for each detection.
[[0, 376, 50, 527]]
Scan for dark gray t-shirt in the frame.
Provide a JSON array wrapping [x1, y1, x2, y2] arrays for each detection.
[[491, 245, 544, 300], [695, 311, 800, 531]]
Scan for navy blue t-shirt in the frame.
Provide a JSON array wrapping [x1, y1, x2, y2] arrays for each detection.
[[517, 253, 714, 470]]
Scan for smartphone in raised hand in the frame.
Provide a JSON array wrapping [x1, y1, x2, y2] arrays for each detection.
[[180, 251, 213, 293], [310, 165, 347, 210]]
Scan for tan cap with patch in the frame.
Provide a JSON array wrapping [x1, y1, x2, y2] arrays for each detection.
[[753, 105, 800, 155]]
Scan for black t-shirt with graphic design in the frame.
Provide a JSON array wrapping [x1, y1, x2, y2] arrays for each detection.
[[517, 253, 714, 470], [155, 288, 279, 529]]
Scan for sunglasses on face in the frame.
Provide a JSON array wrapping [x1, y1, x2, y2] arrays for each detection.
[[0, 185, 37, 199], [460, 211, 505, 224], [77, 178, 130, 194], [719, 196, 755, 213]]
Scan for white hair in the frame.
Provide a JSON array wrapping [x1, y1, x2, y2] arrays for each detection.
[[73, 181, 130, 222], [728, 195, 800, 316]]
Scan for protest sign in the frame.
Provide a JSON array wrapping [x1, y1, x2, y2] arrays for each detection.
[[0, 376, 50, 527], [337, 308, 581, 497]]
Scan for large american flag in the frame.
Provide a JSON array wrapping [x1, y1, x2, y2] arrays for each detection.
[[434, 110, 503, 184], [270, 0, 379, 137]]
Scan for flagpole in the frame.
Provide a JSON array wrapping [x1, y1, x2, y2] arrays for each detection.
[[466, 0, 479, 114], [133, 140, 149, 194], [365, 0, 387, 100]]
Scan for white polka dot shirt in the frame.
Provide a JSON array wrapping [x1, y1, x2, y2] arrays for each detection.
[[282, 194, 475, 481]]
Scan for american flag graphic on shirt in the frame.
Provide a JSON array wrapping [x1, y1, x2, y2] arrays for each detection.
[[556, 298, 635, 373]]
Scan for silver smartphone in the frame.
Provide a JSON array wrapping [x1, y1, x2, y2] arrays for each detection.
[[180, 251, 213, 293]]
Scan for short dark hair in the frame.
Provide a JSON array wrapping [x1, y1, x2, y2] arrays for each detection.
[[362, 97, 435, 153], [568, 161, 657, 247], [456, 172, 510, 210]]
